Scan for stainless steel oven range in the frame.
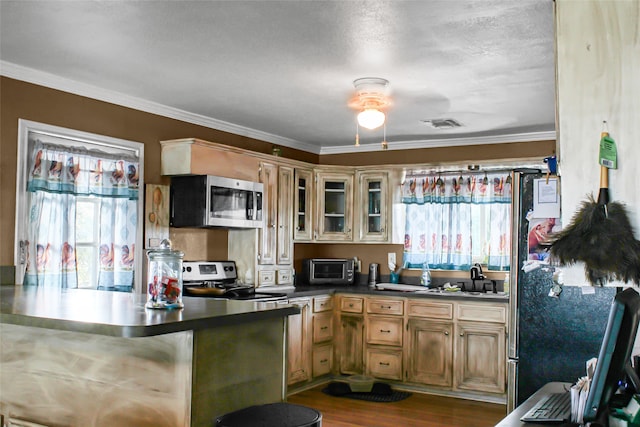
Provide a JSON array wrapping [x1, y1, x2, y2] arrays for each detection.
[[182, 261, 288, 302]]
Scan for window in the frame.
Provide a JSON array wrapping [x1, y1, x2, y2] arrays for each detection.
[[401, 171, 512, 271], [14, 120, 144, 291]]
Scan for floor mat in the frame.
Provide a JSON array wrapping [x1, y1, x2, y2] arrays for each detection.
[[322, 381, 412, 403]]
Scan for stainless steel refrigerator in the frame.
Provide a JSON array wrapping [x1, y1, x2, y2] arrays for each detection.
[[507, 170, 617, 411]]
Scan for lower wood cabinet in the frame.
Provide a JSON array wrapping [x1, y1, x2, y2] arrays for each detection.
[[312, 343, 333, 377], [288, 295, 334, 388], [366, 347, 403, 380], [454, 320, 506, 394], [336, 295, 507, 396], [287, 297, 311, 385], [338, 314, 364, 375], [406, 318, 453, 387]]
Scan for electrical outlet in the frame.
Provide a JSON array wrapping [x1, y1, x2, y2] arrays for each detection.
[[388, 252, 396, 267]]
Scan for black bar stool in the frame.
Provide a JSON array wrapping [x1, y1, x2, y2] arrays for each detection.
[[215, 402, 322, 427]]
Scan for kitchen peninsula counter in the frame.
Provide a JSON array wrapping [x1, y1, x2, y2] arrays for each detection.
[[0, 285, 299, 337], [0, 285, 299, 427]]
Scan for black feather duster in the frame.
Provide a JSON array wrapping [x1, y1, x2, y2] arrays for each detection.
[[548, 195, 640, 285]]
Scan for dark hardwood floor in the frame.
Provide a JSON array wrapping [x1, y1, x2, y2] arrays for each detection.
[[288, 385, 507, 427]]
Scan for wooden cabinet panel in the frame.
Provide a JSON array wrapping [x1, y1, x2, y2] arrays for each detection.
[[312, 311, 333, 344], [454, 321, 506, 394], [457, 303, 507, 323], [276, 166, 294, 265], [356, 171, 390, 242], [366, 298, 404, 316], [366, 347, 403, 380], [259, 162, 278, 266], [366, 316, 403, 347], [312, 343, 333, 378], [407, 300, 453, 319], [340, 296, 364, 313], [338, 314, 364, 375], [406, 318, 453, 387], [294, 167, 314, 242], [315, 172, 354, 241], [258, 270, 276, 286], [313, 295, 333, 312], [287, 298, 311, 385]]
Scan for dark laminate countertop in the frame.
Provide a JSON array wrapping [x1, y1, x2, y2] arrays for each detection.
[[0, 285, 299, 338], [276, 283, 510, 302]]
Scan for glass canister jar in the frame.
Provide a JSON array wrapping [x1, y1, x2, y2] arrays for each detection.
[[146, 239, 184, 309]]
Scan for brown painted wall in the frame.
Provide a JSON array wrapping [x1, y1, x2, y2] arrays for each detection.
[[320, 140, 556, 166], [0, 77, 316, 265], [1, 76, 555, 271]]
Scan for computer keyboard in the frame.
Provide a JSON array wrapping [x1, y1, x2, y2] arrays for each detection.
[[520, 392, 572, 423]]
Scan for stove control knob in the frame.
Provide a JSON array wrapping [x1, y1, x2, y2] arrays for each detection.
[[185, 266, 192, 273]]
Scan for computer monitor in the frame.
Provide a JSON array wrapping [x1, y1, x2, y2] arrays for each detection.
[[583, 287, 640, 425]]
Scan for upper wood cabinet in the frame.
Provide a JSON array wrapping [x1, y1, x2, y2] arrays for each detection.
[[160, 138, 260, 181], [315, 171, 354, 241], [276, 166, 294, 265], [258, 162, 293, 266], [356, 171, 389, 242], [293, 167, 313, 242]]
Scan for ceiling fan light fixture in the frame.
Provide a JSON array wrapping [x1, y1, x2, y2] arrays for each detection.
[[357, 108, 386, 130]]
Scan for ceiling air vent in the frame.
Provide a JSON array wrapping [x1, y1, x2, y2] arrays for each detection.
[[421, 118, 463, 129]]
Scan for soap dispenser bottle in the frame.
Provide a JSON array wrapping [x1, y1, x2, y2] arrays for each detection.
[[421, 262, 431, 287]]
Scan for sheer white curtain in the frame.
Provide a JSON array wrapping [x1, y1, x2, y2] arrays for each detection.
[[402, 172, 512, 271], [23, 140, 140, 291]]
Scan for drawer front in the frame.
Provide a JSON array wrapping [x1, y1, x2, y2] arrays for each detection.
[[312, 343, 333, 378], [340, 297, 364, 313], [277, 269, 293, 285], [407, 300, 453, 319], [313, 295, 333, 313], [457, 303, 507, 323], [258, 270, 276, 286], [366, 316, 403, 346], [367, 298, 404, 316], [313, 312, 333, 343], [366, 348, 403, 380]]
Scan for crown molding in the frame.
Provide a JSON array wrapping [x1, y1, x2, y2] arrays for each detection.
[[319, 131, 557, 155], [1, 61, 321, 154], [2, 61, 555, 157]]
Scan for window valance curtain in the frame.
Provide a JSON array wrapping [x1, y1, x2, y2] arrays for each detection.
[[402, 172, 512, 271], [401, 172, 512, 205], [23, 140, 140, 291]]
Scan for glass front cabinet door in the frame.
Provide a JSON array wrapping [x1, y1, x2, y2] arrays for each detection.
[[293, 167, 313, 241], [315, 171, 354, 241], [357, 171, 389, 242]]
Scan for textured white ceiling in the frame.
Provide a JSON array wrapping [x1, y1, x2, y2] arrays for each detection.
[[0, 1, 556, 154]]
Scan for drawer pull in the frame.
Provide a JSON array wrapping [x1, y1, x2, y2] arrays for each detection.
[[379, 362, 390, 366], [380, 329, 391, 333], [320, 359, 328, 363], [349, 303, 354, 308], [321, 326, 328, 330], [381, 305, 392, 309]]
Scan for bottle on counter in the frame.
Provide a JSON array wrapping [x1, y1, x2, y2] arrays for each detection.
[[503, 272, 510, 295], [421, 262, 431, 287]]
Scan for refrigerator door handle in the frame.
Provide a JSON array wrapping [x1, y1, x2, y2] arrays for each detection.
[[507, 358, 518, 413]]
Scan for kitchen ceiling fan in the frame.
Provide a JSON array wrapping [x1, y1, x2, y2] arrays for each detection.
[[349, 77, 392, 149]]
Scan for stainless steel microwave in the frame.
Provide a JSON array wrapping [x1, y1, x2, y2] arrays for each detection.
[[170, 175, 263, 229], [301, 258, 355, 285]]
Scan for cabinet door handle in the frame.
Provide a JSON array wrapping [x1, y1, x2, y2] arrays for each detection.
[[444, 331, 449, 335], [460, 333, 464, 337]]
